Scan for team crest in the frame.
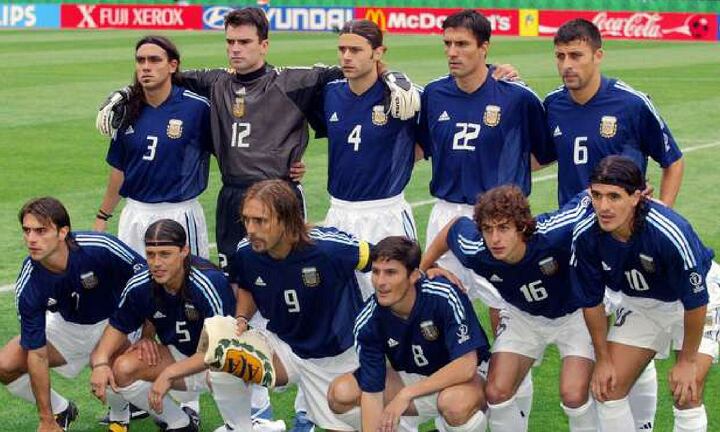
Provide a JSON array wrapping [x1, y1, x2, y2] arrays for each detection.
[[166, 119, 183, 139], [539, 256, 559, 276], [80, 271, 99, 290], [483, 105, 501, 127], [420, 320, 440, 341], [233, 87, 246, 118], [639, 253, 655, 273], [184, 302, 199, 321], [371, 105, 387, 126], [599, 115, 617, 138], [301, 267, 320, 287]]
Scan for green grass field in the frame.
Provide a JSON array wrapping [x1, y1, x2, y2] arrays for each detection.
[[0, 29, 718, 431]]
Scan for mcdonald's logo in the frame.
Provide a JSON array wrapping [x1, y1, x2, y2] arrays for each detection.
[[364, 8, 386, 31]]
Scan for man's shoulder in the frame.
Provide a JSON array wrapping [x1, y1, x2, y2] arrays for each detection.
[[423, 74, 453, 93], [72, 231, 139, 264], [496, 79, 543, 104], [177, 86, 211, 109], [543, 84, 567, 106]]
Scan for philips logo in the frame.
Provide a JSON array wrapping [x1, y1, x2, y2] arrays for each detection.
[[203, 6, 232, 30]]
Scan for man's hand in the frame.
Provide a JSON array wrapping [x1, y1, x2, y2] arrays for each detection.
[[290, 161, 306, 182], [96, 87, 131, 137], [148, 371, 173, 414], [92, 218, 108, 232], [491, 64, 520, 81], [591, 358, 617, 402], [89, 364, 116, 404], [377, 390, 412, 432], [381, 71, 421, 121], [669, 359, 698, 406], [425, 267, 465, 292], [125, 338, 161, 366]]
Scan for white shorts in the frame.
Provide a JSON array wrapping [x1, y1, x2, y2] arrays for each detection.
[[46, 312, 107, 378], [118, 198, 209, 258], [168, 345, 208, 392], [492, 306, 594, 365], [262, 330, 358, 431], [426, 200, 504, 309]]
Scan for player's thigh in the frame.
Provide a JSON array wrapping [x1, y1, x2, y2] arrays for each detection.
[[559, 356, 593, 407], [112, 341, 176, 385], [0, 336, 29, 379], [486, 351, 534, 403], [607, 342, 656, 399]]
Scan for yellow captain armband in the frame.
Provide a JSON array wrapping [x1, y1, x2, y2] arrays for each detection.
[[357, 241, 370, 270]]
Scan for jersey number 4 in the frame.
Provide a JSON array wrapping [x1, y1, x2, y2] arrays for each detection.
[[348, 125, 362, 152]]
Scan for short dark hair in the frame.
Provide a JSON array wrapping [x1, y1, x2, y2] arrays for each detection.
[[19, 197, 71, 231], [589, 155, 646, 195], [243, 180, 310, 248], [370, 236, 421, 275], [225, 7, 269, 41], [340, 19, 384, 49], [145, 219, 186, 248], [474, 185, 536, 241], [554, 18, 602, 50], [442, 9, 492, 45]]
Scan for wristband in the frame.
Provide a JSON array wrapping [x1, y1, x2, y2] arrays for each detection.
[[96, 209, 113, 221], [92, 361, 110, 369]]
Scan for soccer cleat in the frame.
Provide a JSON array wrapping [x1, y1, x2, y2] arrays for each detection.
[[289, 411, 315, 432], [107, 421, 129, 432], [182, 406, 201, 429], [54, 400, 79, 431], [253, 418, 287, 432], [98, 403, 149, 425]]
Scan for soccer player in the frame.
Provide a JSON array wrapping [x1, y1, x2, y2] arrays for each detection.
[[418, 9, 554, 418], [223, 179, 370, 432], [544, 19, 684, 207], [328, 236, 491, 432], [317, 19, 419, 298], [421, 185, 597, 432], [0, 197, 144, 431], [570, 155, 717, 432], [89, 219, 237, 432], [94, 35, 212, 259]]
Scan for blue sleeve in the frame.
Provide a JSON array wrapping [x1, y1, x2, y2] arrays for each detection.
[[442, 286, 489, 361], [526, 91, 555, 165], [635, 98, 682, 168], [541, 96, 558, 164], [108, 236, 145, 289], [111, 284, 147, 334], [353, 305, 387, 393], [446, 217, 484, 269], [536, 192, 593, 246], [659, 230, 711, 310], [569, 230, 605, 308], [106, 134, 125, 170], [417, 87, 431, 159], [201, 104, 214, 154], [17, 284, 48, 350], [317, 228, 372, 273], [190, 269, 231, 318]]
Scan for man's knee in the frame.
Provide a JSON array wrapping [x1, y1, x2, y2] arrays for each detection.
[[438, 386, 481, 426], [111, 353, 143, 387], [485, 380, 514, 406], [327, 373, 360, 414], [560, 383, 590, 408], [0, 340, 27, 383]]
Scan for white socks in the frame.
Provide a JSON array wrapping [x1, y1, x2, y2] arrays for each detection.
[[562, 398, 597, 432], [629, 361, 658, 431], [597, 397, 635, 432], [117, 380, 189, 429], [515, 370, 533, 428], [6, 374, 68, 414], [488, 396, 525, 431], [673, 405, 707, 432], [441, 409, 488, 432], [208, 371, 253, 431]]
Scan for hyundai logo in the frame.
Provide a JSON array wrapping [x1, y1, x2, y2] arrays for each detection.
[[203, 6, 232, 30]]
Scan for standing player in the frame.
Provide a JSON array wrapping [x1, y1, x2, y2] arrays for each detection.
[[318, 19, 419, 298], [89, 219, 237, 432], [94, 35, 212, 259], [421, 186, 597, 431], [0, 197, 144, 431], [545, 18, 684, 207], [418, 9, 554, 418], [328, 237, 491, 432], [571, 156, 717, 432]]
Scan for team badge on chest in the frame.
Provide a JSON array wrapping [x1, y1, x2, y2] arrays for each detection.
[[167, 119, 183, 139], [539, 256, 559, 276], [301, 267, 320, 287], [80, 271, 99, 290], [371, 105, 388, 126], [233, 87, 246, 118], [420, 320, 440, 341], [599, 115, 617, 138], [639, 253, 655, 273], [483, 105, 501, 127], [184, 302, 199, 321]]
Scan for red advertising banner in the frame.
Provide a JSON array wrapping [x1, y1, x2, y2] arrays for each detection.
[[539, 10, 717, 41], [61, 4, 203, 30], [356, 7, 518, 36]]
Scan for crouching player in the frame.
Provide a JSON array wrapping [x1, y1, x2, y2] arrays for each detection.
[[328, 236, 491, 432], [571, 156, 718, 431], [89, 219, 236, 432], [421, 185, 597, 431]]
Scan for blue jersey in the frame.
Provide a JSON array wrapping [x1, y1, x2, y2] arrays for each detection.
[[228, 227, 370, 359], [544, 77, 682, 206], [320, 79, 416, 201], [353, 277, 489, 393], [447, 192, 593, 318], [418, 75, 554, 204], [112, 258, 235, 356], [14, 232, 144, 350], [107, 85, 212, 203], [570, 200, 713, 310]]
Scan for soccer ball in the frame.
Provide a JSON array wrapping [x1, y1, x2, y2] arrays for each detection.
[[688, 16, 709, 39]]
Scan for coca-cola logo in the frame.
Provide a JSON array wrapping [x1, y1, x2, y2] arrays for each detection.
[[592, 12, 708, 39]]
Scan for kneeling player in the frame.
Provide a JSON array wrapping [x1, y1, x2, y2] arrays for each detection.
[[328, 237, 490, 432], [571, 156, 717, 431], [422, 186, 597, 431], [89, 219, 235, 432]]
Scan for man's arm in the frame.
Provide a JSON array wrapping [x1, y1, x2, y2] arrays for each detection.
[[149, 352, 207, 413], [93, 168, 124, 232], [27, 347, 60, 431], [361, 391, 385, 432], [659, 158, 684, 207], [89, 325, 129, 403], [669, 304, 706, 406], [233, 283, 258, 335], [178, 69, 223, 98], [583, 304, 614, 401]]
